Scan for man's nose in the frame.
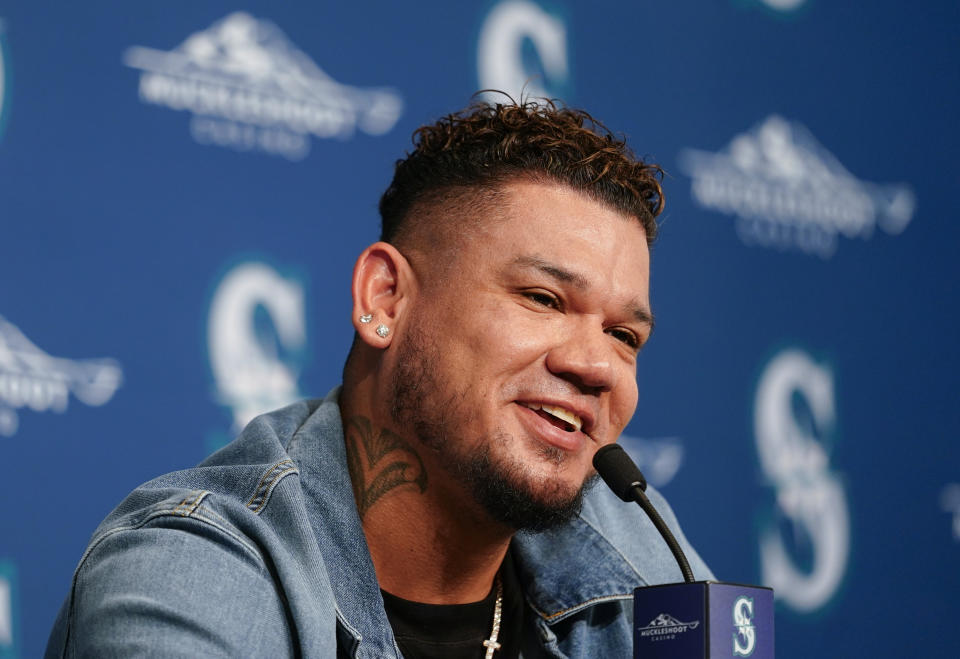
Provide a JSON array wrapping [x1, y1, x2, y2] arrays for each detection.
[[544, 322, 617, 393]]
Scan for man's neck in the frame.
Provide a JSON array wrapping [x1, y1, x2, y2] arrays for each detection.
[[339, 393, 512, 604]]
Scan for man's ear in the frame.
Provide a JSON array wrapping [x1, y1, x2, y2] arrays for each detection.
[[350, 241, 415, 347]]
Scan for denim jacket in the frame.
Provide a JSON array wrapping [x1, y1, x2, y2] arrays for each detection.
[[46, 389, 712, 658]]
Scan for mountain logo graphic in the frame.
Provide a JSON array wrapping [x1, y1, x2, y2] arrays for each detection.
[[679, 115, 915, 258], [124, 12, 403, 160], [0, 316, 122, 437], [637, 612, 701, 637]]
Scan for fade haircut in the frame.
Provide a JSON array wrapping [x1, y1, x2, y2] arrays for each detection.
[[378, 98, 664, 247]]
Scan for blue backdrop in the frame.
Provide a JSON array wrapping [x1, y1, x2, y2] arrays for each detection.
[[1, 2, 958, 657]]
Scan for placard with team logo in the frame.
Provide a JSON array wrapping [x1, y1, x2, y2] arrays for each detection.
[[633, 582, 774, 658]]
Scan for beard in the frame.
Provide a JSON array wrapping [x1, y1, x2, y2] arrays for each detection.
[[389, 323, 594, 532]]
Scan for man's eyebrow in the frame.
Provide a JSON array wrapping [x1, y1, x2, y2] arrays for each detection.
[[628, 304, 655, 331], [510, 256, 588, 288], [510, 255, 655, 329]]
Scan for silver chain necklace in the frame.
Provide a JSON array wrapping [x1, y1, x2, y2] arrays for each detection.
[[482, 575, 504, 658]]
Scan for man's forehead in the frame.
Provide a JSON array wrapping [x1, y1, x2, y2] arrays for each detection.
[[404, 180, 650, 283], [407, 178, 647, 241]]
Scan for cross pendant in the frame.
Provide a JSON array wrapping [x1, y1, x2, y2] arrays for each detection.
[[483, 638, 502, 658]]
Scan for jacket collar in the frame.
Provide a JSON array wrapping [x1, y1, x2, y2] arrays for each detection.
[[288, 389, 646, 642], [511, 514, 640, 623], [285, 389, 399, 656]]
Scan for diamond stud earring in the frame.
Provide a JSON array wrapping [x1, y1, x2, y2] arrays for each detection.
[[359, 314, 373, 324], [376, 324, 390, 338]]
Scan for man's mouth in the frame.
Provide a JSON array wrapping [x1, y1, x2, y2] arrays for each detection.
[[519, 402, 583, 433]]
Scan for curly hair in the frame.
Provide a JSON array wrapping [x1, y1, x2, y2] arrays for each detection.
[[378, 99, 663, 245]]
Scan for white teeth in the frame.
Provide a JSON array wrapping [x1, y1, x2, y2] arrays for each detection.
[[521, 402, 583, 432], [543, 405, 583, 432]]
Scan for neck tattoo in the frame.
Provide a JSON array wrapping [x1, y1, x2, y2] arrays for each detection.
[[343, 416, 427, 519], [482, 574, 504, 658]]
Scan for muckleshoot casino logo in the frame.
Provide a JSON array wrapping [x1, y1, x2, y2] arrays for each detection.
[[123, 12, 403, 161], [679, 116, 916, 258], [476, 0, 570, 103], [0, 316, 123, 438], [637, 613, 700, 640]]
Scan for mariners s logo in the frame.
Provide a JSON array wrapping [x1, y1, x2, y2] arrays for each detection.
[[754, 348, 849, 612], [733, 596, 756, 656], [207, 261, 308, 436], [477, 1, 569, 103]]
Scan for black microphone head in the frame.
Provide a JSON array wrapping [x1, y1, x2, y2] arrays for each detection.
[[593, 443, 647, 502]]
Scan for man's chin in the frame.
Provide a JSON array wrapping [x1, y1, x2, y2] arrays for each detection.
[[464, 452, 598, 532]]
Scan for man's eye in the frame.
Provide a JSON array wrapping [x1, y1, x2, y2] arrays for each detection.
[[524, 291, 560, 308], [607, 328, 640, 349]]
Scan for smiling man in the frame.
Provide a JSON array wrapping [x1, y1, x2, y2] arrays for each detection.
[[47, 100, 712, 658]]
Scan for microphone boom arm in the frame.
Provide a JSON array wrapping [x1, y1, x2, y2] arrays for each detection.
[[629, 484, 695, 584], [593, 443, 695, 584]]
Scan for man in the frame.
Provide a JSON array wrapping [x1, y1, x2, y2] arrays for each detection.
[[46, 99, 711, 658]]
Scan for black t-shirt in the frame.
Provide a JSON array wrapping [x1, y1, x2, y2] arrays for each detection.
[[381, 551, 526, 659]]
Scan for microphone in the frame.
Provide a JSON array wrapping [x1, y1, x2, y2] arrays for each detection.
[[593, 443, 775, 658], [593, 444, 694, 583], [592, 442, 647, 500]]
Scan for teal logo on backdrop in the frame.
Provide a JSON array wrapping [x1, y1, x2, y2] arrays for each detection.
[[753, 348, 849, 613], [0, 561, 17, 659], [477, 1, 570, 103], [759, 0, 805, 8], [206, 260, 309, 449], [940, 483, 960, 542]]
